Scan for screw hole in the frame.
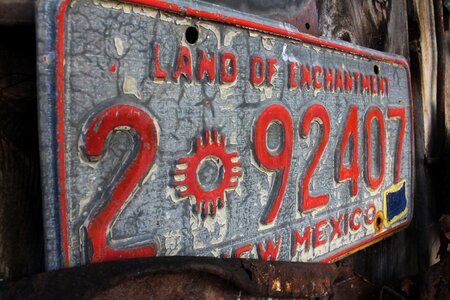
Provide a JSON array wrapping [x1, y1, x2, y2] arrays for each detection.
[[374, 65, 380, 74], [305, 22, 310, 30], [338, 31, 352, 43], [185, 26, 199, 44]]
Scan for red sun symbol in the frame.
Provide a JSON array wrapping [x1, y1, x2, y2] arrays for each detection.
[[173, 129, 242, 217]]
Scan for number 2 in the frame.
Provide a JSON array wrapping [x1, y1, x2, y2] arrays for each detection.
[[299, 104, 330, 212], [79, 104, 158, 263]]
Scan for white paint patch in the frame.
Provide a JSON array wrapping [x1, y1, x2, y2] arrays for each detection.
[[281, 43, 298, 62], [142, 164, 158, 185], [219, 80, 237, 100], [249, 31, 259, 38], [224, 30, 239, 47], [163, 230, 182, 255], [262, 36, 275, 50], [254, 85, 273, 102], [78, 192, 92, 217], [114, 37, 124, 56], [198, 22, 221, 48], [166, 186, 184, 203], [123, 74, 142, 99], [229, 133, 238, 145], [190, 201, 228, 249]]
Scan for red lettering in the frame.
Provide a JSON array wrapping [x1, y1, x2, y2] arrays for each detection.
[[365, 107, 386, 190], [330, 215, 343, 241], [300, 104, 330, 212], [154, 43, 168, 80], [315, 219, 328, 247], [221, 52, 237, 83], [379, 77, 385, 95], [388, 107, 406, 183], [371, 75, 378, 95], [292, 227, 311, 255], [337, 105, 359, 197], [324, 68, 334, 91], [197, 50, 215, 82], [351, 207, 363, 231], [258, 236, 282, 261], [345, 71, 353, 92], [361, 74, 370, 94], [335, 69, 344, 91], [250, 55, 265, 86], [267, 58, 277, 85], [385, 76, 389, 95], [313, 66, 323, 89], [234, 244, 252, 258], [301, 64, 311, 89], [365, 204, 376, 225], [289, 61, 299, 89], [353, 72, 360, 93], [173, 46, 192, 81]]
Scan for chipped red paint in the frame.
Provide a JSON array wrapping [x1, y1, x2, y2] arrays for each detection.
[[173, 45, 193, 81], [388, 107, 407, 183], [81, 104, 158, 263], [56, 0, 71, 266], [234, 244, 252, 258], [288, 61, 298, 89], [253, 104, 293, 225], [154, 43, 168, 80], [173, 130, 242, 216], [220, 51, 237, 83], [299, 104, 330, 212], [109, 63, 117, 73], [250, 55, 264, 86], [350, 207, 363, 231], [267, 58, 277, 85], [197, 50, 216, 82], [55, 0, 415, 265], [337, 105, 359, 197], [365, 107, 386, 190], [258, 237, 282, 261]]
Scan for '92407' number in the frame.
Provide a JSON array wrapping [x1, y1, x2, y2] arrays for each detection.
[[253, 103, 406, 225]]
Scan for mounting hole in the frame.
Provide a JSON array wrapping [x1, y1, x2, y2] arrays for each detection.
[[373, 65, 380, 75], [338, 31, 352, 43], [305, 22, 310, 30], [185, 26, 199, 44], [374, 211, 384, 233]]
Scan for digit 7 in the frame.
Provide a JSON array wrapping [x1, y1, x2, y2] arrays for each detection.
[[388, 107, 406, 183], [253, 104, 293, 225], [299, 104, 330, 212]]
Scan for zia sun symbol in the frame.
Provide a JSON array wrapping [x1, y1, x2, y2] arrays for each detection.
[[173, 129, 242, 218]]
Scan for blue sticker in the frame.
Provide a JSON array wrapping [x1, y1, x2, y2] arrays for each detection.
[[386, 181, 407, 221]]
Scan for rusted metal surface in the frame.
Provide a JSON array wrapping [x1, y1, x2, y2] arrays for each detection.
[[0, 256, 384, 299]]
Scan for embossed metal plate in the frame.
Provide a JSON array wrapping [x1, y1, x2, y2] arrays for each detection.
[[37, 0, 413, 268]]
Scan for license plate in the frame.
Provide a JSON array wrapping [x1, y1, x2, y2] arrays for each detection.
[[37, 0, 413, 267]]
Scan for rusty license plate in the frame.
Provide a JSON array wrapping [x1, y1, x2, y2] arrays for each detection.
[[37, 0, 414, 268]]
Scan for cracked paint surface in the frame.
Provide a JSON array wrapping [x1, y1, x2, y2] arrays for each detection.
[[52, 0, 413, 266]]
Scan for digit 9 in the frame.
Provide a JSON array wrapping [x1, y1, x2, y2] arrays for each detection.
[[253, 104, 293, 225]]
